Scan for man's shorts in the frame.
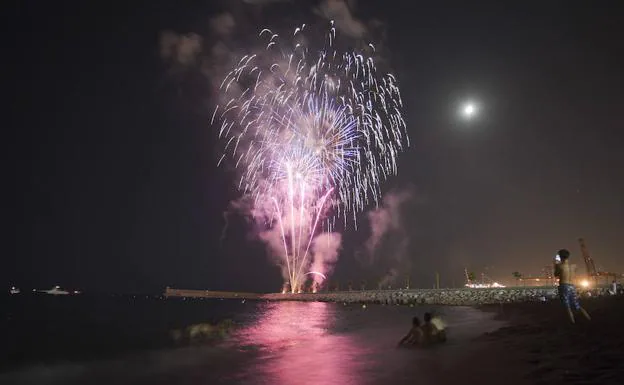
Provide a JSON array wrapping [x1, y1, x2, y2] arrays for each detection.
[[558, 283, 580, 310]]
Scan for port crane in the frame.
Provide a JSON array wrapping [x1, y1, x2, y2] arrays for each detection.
[[578, 238, 618, 283]]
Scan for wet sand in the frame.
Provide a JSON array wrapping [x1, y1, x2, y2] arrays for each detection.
[[470, 295, 624, 385]]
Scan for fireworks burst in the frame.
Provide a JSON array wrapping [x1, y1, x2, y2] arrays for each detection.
[[213, 21, 408, 292]]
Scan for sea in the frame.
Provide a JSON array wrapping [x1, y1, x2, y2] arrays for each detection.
[[1, 294, 506, 385]]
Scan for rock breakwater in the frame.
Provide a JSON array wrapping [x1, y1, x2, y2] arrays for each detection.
[[262, 286, 610, 306]]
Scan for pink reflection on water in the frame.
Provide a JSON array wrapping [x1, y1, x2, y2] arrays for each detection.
[[234, 302, 372, 385]]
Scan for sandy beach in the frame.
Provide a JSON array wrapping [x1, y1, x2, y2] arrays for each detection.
[[467, 295, 624, 385]]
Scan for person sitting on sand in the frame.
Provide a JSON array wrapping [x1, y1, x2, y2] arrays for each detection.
[[422, 312, 446, 344], [554, 249, 591, 324], [398, 316, 424, 347]]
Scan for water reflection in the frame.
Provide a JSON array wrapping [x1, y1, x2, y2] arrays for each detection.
[[0, 300, 506, 385], [234, 301, 372, 385]]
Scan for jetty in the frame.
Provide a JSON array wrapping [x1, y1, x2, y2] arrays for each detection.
[[164, 285, 612, 305], [164, 287, 263, 300]]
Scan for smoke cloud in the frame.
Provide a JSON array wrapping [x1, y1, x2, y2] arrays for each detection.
[[364, 189, 414, 258], [209, 13, 236, 37], [309, 232, 342, 285], [159, 0, 382, 85], [314, 0, 366, 38], [160, 31, 203, 67], [361, 188, 415, 286], [378, 268, 398, 289], [258, 227, 288, 267]]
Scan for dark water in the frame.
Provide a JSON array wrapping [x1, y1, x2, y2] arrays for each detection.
[[1, 294, 505, 385]]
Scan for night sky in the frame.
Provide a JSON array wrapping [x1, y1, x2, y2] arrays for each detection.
[[8, 1, 624, 293]]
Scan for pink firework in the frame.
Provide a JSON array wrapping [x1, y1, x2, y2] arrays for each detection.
[[213, 22, 408, 292]]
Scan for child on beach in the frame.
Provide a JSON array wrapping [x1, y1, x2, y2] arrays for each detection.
[[554, 249, 591, 324], [398, 316, 424, 347]]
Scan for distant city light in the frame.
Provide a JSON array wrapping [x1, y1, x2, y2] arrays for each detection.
[[465, 282, 505, 289], [580, 279, 590, 288]]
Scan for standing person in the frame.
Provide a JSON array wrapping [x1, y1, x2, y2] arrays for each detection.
[[554, 249, 591, 323], [611, 280, 618, 295]]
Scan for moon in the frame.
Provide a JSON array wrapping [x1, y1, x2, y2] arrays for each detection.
[[461, 102, 477, 119]]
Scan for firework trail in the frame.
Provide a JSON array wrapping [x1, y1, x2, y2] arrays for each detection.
[[213, 21, 408, 292]]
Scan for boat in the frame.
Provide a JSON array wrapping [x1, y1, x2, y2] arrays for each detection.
[[36, 286, 70, 295], [9, 286, 20, 295]]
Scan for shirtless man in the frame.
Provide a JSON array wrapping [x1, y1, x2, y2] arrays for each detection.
[[554, 249, 591, 323], [422, 312, 446, 344]]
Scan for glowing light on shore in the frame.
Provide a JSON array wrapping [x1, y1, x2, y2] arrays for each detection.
[[465, 282, 505, 289]]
